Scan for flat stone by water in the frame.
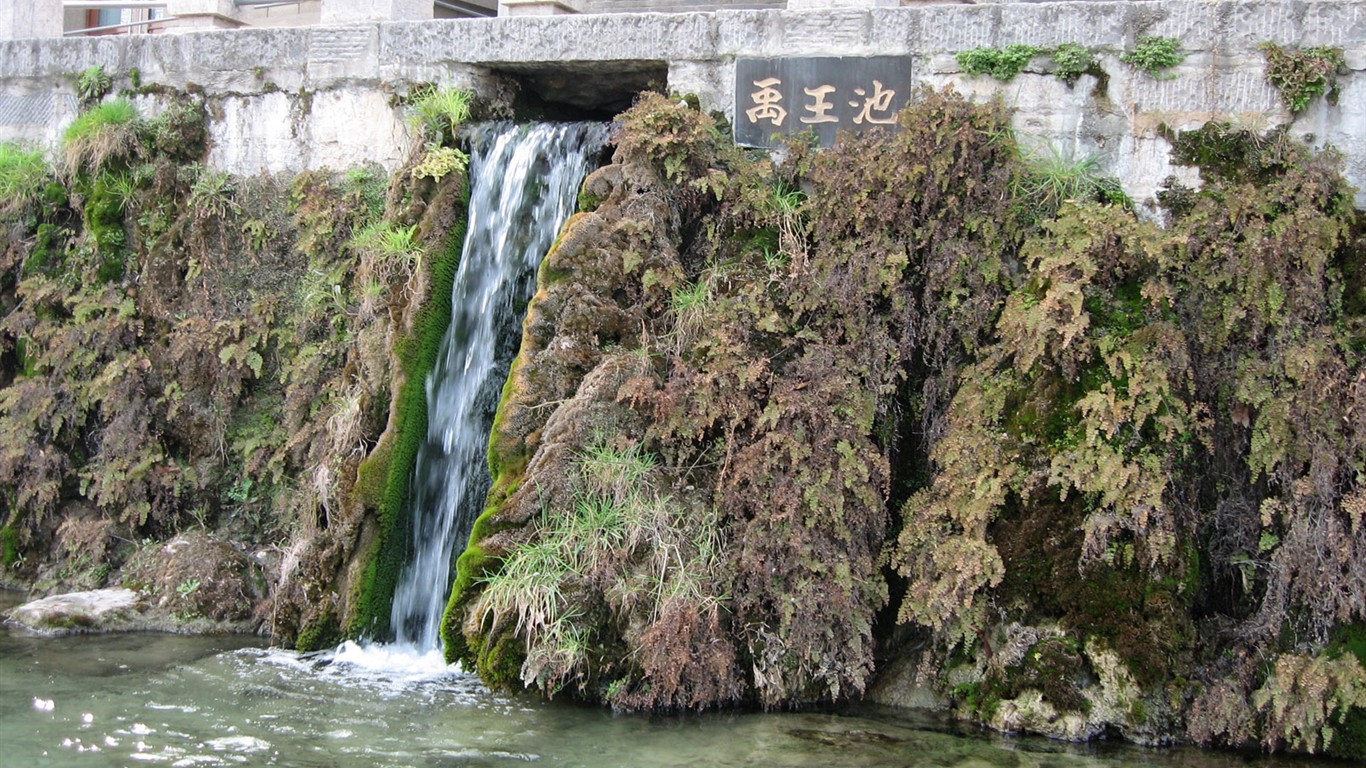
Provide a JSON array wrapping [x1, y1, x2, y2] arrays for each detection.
[[4, 587, 143, 635]]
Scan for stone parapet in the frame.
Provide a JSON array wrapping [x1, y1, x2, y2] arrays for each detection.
[[0, 2, 1362, 206]]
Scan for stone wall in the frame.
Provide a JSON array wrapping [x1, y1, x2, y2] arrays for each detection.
[[575, 0, 783, 12], [1, 1, 1364, 207]]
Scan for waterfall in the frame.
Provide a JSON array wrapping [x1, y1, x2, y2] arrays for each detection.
[[388, 122, 607, 651]]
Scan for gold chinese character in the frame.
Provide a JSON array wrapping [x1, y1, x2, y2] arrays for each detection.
[[848, 80, 897, 125], [800, 85, 838, 124], [746, 77, 787, 127]]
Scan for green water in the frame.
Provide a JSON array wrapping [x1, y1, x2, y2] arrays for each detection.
[[0, 592, 1330, 768]]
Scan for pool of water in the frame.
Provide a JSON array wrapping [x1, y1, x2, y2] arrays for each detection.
[[0, 590, 1327, 768]]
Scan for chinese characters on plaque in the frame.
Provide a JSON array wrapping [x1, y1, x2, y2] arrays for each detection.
[[734, 57, 914, 148]]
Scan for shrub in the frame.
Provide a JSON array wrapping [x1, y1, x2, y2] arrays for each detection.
[[956, 44, 1041, 81], [1261, 43, 1346, 114], [1121, 36, 1185, 78]]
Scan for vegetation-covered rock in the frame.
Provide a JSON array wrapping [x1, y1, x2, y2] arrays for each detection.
[[445, 92, 1366, 761], [0, 86, 472, 649], [3, 79, 1365, 761]]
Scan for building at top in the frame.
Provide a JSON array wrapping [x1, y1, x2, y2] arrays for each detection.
[[3, 0, 895, 40]]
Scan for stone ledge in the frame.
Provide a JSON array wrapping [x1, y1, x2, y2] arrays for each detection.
[[500, 0, 580, 15]]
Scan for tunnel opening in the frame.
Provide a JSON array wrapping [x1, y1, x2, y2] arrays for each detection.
[[491, 60, 670, 121]]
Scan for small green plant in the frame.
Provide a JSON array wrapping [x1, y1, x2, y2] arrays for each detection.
[[1260, 43, 1346, 114], [242, 218, 272, 252], [61, 98, 140, 177], [344, 164, 386, 216], [1051, 43, 1097, 85], [412, 143, 469, 184], [224, 478, 256, 506], [956, 44, 1041, 81], [76, 65, 112, 105], [97, 170, 141, 212], [1121, 36, 1185, 78], [0, 142, 48, 214], [187, 166, 239, 220], [406, 86, 473, 144], [187, 506, 211, 530]]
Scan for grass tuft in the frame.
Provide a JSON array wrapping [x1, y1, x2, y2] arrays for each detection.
[[61, 98, 140, 177]]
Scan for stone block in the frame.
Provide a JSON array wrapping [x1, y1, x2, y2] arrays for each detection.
[[918, 4, 996, 52], [0, 0, 63, 40], [999, 2, 1130, 49]]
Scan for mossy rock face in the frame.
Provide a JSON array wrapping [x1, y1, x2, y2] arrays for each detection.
[[296, 610, 342, 653], [347, 173, 468, 641], [444, 145, 683, 664]]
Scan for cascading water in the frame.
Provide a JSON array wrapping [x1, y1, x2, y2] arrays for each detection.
[[386, 121, 607, 653]]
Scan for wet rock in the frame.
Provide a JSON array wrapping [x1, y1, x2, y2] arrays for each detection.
[[867, 653, 948, 710]]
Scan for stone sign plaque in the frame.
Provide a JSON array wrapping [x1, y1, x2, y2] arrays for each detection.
[[734, 57, 914, 148]]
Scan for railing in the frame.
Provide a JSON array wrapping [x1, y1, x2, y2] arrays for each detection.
[[61, 0, 494, 36], [63, 1, 170, 36]]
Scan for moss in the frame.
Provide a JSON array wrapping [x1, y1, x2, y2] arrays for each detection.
[[996, 498, 1194, 688], [23, 223, 68, 276], [0, 525, 19, 568], [1011, 636, 1091, 714], [472, 628, 526, 690], [296, 611, 341, 652], [1328, 625, 1366, 760], [353, 435, 393, 510], [347, 177, 468, 640], [577, 188, 604, 213], [80, 173, 128, 271], [440, 362, 529, 664]]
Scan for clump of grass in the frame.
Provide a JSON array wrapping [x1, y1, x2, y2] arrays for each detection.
[[0, 142, 49, 215], [351, 221, 423, 299], [1014, 143, 1129, 222], [469, 439, 727, 697], [406, 86, 473, 144], [61, 98, 140, 177], [669, 278, 713, 354], [957, 44, 1041, 81], [1121, 36, 1185, 79], [1260, 43, 1346, 114]]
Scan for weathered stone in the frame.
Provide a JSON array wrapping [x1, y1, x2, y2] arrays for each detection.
[[5, 588, 143, 635]]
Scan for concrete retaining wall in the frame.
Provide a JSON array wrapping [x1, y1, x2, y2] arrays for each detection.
[[1, 1, 1364, 208]]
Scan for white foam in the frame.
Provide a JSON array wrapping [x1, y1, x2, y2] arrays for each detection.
[[330, 640, 453, 682]]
